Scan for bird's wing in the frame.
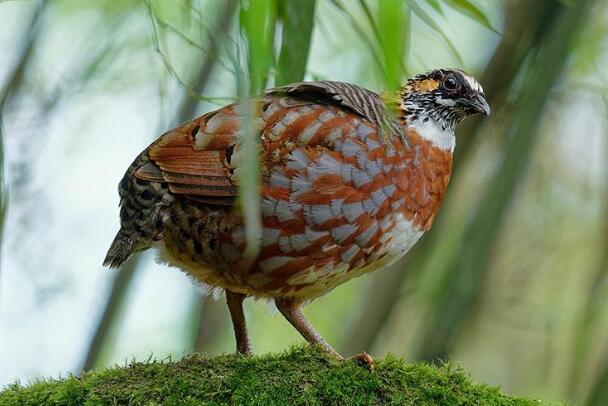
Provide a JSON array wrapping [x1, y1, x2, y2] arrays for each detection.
[[269, 81, 385, 119], [134, 91, 357, 206], [269, 81, 402, 140], [133, 82, 402, 207], [135, 103, 241, 206]]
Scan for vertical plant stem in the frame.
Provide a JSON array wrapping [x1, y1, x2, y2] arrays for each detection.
[[237, 0, 276, 265], [377, 0, 408, 90], [239, 0, 276, 94], [276, 0, 316, 86]]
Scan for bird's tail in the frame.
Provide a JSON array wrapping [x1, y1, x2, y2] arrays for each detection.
[[103, 229, 138, 268], [104, 154, 172, 269]]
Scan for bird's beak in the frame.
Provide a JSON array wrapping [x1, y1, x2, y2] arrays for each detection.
[[459, 93, 491, 116]]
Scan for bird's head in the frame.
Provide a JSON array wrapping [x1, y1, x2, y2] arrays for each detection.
[[399, 68, 490, 131]]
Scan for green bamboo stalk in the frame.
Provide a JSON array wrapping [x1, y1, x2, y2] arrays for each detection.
[[239, 0, 276, 94], [588, 363, 608, 406], [276, 0, 316, 86], [237, 0, 276, 265], [377, 0, 409, 90], [415, 0, 596, 362]]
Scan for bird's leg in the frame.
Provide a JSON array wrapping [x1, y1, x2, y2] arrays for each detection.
[[225, 290, 252, 355], [275, 297, 343, 360]]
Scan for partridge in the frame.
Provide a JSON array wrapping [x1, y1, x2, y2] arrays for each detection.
[[104, 68, 490, 358]]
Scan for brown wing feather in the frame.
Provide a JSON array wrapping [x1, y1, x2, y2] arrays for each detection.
[[132, 82, 398, 207], [135, 105, 240, 205], [268, 80, 402, 141]]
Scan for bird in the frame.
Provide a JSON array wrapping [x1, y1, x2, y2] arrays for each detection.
[[104, 68, 490, 361]]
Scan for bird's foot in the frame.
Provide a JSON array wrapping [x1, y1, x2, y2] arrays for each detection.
[[311, 344, 373, 371], [351, 352, 374, 371], [236, 345, 253, 356]]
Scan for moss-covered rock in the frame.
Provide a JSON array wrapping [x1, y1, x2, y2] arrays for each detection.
[[1, 346, 543, 405]]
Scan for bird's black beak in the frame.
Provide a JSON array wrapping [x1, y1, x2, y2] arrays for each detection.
[[458, 93, 491, 116]]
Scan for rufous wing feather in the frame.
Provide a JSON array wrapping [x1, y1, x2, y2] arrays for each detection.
[[135, 106, 241, 205]]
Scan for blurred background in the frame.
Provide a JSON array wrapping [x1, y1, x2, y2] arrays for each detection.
[[1, 0, 607, 404]]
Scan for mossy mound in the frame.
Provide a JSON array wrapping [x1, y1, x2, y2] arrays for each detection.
[[1, 346, 543, 405]]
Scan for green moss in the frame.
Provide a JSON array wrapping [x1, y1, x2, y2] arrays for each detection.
[[1, 346, 543, 405]]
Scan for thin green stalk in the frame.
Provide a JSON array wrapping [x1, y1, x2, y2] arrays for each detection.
[[237, 0, 276, 264], [378, 0, 408, 90], [239, 0, 276, 94], [276, 0, 316, 86], [193, 0, 317, 353]]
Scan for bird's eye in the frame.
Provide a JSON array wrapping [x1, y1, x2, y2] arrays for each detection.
[[443, 76, 457, 91]]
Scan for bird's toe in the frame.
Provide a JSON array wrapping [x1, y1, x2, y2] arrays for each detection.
[[351, 352, 374, 371]]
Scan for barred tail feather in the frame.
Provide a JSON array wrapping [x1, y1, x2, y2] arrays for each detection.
[[103, 229, 137, 268]]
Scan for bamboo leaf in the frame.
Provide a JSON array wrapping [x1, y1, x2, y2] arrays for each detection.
[[235, 68, 262, 263], [237, 0, 277, 262], [442, 0, 498, 33], [424, 0, 444, 15], [378, 0, 409, 90], [239, 0, 277, 93], [276, 0, 316, 85]]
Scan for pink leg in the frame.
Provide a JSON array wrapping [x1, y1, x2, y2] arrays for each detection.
[[275, 297, 342, 359], [226, 290, 253, 355]]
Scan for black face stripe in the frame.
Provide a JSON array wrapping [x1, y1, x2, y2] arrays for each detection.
[[409, 69, 481, 99], [402, 68, 485, 127]]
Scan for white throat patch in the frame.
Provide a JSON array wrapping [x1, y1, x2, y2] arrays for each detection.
[[408, 116, 456, 152]]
